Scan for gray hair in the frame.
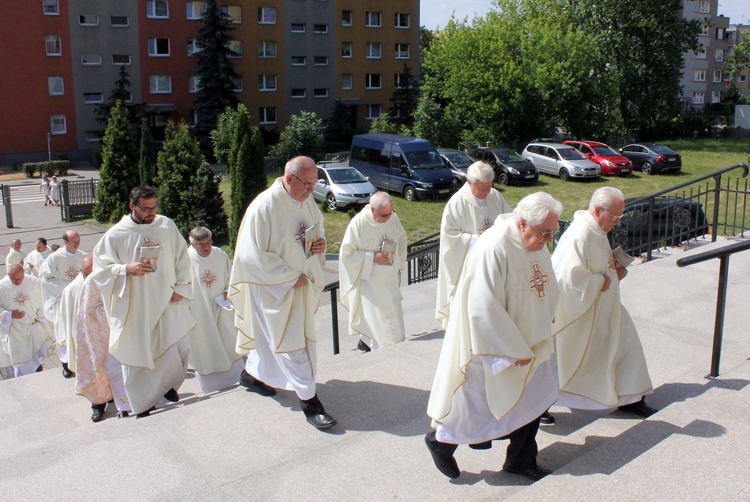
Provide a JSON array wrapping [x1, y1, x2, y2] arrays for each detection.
[[285, 156, 316, 176], [467, 161, 495, 183], [189, 226, 212, 243], [589, 187, 624, 211], [514, 192, 563, 227], [369, 191, 393, 210]]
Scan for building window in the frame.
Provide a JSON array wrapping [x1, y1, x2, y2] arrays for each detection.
[[112, 54, 131, 65], [716, 27, 725, 40], [291, 56, 306, 66], [342, 42, 352, 58], [51, 115, 67, 134], [147, 0, 169, 19], [366, 11, 381, 27], [366, 43, 381, 59], [258, 7, 276, 24], [259, 107, 277, 124], [186, 1, 206, 19], [45, 35, 62, 56], [258, 41, 277, 58], [189, 110, 199, 127], [149, 75, 172, 93], [366, 73, 381, 89], [259, 74, 277, 91], [395, 73, 408, 89], [713, 70, 723, 82], [148, 38, 170, 56], [313, 24, 328, 34], [222, 5, 241, 23], [187, 39, 202, 56], [291, 23, 305, 33], [188, 75, 201, 93], [79, 14, 99, 26], [694, 69, 706, 81], [48, 76, 64, 96], [232, 76, 244, 92], [699, 1, 710, 13], [85, 131, 103, 143], [110, 16, 129, 27], [43, 0, 59, 15], [342, 10, 352, 26], [696, 48, 706, 59], [395, 43, 409, 59], [715, 49, 724, 61], [313, 88, 328, 98], [395, 12, 410, 28], [314, 56, 329, 66], [342, 74, 352, 89], [366, 104, 381, 119], [227, 40, 243, 58], [712, 91, 721, 103], [700, 23, 709, 36], [693, 92, 704, 104], [81, 53, 102, 65], [291, 88, 306, 98], [739, 75, 747, 83], [83, 93, 104, 104]]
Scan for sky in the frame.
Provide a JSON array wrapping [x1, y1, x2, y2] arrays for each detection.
[[419, 0, 749, 30]]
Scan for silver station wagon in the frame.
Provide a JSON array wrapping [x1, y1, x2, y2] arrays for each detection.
[[313, 163, 377, 211], [522, 142, 601, 181]]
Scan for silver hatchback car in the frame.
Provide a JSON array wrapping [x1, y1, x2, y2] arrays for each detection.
[[522, 142, 601, 181], [312, 163, 377, 211]]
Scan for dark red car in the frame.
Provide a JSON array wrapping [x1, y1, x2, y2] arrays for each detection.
[[563, 140, 632, 176]]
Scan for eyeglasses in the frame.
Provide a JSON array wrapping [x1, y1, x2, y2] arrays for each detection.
[[374, 207, 394, 218], [291, 173, 315, 189], [534, 226, 558, 239], [603, 209, 623, 221], [136, 203, 159, 213]]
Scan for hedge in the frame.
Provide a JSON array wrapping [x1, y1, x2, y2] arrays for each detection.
[[21, 161, 70, 178]]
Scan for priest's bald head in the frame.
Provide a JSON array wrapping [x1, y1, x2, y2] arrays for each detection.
[[8, 264, 25, 286], [62, 230, 81, 253], [514, 192, 563, 253], [283, 156, 317, 203], [10, 239, 22, 252], [588, 187, 624, 234]]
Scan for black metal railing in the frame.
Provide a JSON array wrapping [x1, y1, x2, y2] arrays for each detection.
[[676, 239, 750, 378], [60, 178, 99, 222]]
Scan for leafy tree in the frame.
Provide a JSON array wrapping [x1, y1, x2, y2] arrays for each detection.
[[324, 101, 357, 152], [229, 104, 266, 248], [94, 66, 144, 126], [368, 112, 398, 134], [138, 117, 157, 185], [725, 33, 750, 83], [193, 0, 240, 158], [211, 106, 240, 168], [412, 98, 462, 148], [268, 111, 324, 170], [389, 64, 420, 128], [155, 121, 205, 235], [93, 100, 139, 223], [185, 161, 229, 245]]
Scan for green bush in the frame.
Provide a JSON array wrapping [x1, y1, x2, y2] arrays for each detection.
[[22, 164, 36, 178], [20, 161, 69, 178]]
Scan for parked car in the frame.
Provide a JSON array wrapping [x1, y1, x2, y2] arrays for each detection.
[[521, 142, 601, 181], [470, 146, 538, 185], [437, 148, 475, 185], [618, 143, 682, 175], [563, 140, 632, 176], [312, 163, 377, 211]]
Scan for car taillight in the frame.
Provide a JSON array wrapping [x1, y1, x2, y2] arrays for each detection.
[[655, 155, 666, 163]]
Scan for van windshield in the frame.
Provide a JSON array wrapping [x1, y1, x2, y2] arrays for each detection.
[[404, 150, 445, 169]]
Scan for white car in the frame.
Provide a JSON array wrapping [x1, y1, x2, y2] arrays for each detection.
[[522, 142, 601, 181], [313, 163, 377, 211]]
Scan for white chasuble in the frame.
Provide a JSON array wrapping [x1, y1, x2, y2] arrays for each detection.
[[427, 215, 559, 443], [5, 248, 25, 270], [435, 184, 511, 329], [75, 277, 115, 405], [0, 275, 51, 366], [23, 248, 52, 277], [58, 273, 85, 372], [552, 210, 652, 409], [339, 204, 407, 347], [39, 248, 87, 345]]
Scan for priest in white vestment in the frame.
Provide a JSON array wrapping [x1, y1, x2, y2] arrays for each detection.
[[0, 265, 51, 377], [186, 226, 245, 393], [425, 192, 562, 482], [552, 187, 656, 417], [435, 162, 512, 329], [39, 230, 87, 379], [340, 192, 407, 352], [5, 239, 25, 271], [23, 237, 52, 277], [229, 156, 336, 430], [92, 186, 195, 418]]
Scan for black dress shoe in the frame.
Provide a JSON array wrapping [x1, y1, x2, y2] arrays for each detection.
[[117, 411, 130, 419], [91, 403, 106, 423], [163, 388, 180, 402], [540, 411, 555, 425], [618, 398, 657, 417], [469, 440, 493, 450], [61, 362, 74, 379], [503, 464, 552, 482], [357, 339, 372, 352], [239, 370, 276, 396], [36, 365, 43, 372], [136, 406, 157, 419], [306, 412, 337, 429], [424, 431, 460, 479]]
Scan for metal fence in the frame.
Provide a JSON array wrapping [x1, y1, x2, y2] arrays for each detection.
[[60, 178, 98, 222]]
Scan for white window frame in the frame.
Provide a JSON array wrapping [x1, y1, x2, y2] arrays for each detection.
[[313, 88, 328, 98], [700, 23, 709, 36], [259, 74, 277, 91], [112, 54, 132, 65], [366, 104, 381, 120], [81, 53, 102, 66], [291, 88, 306, 99], [341, 10, 352, 26], [313, 24, 328, 34], [148, 38, 171, 57], [232, 75, 244, 92], [258, 41, 277, 58], [147, 0, 169, 19], [694, 69, 706, 81], [291, 56, 306, 66], [258, 7, 276, 24], [366, 42, 381, 59], [45, 35, 62, 56], [83, 93, 104, 104], [188, 75, 201, 93], [187, 39, 201, 57], [189, 110, 198, 128], [395, 73, 407, 89], [149, 75, 172, 94], [716, 27, 725, 40], [314, 56, 329, 66], [395, 43, 409, 59], [291, 23, 305, 33], [342, 42, 352, 58], [739, 74, 747, 83], [79, 14, 99, 26], [342, 74, 352, 90], [395, 13, 410, 28], [366, 73, 381, 89], [699, 1, 710, 13], [186, 1, 206, 20], [715, 49, 724, 61], [43, 0, 59, 15], [50, 115, 67, 134], [48, 76, 64, 96], [693, 91, 704, 104], [227, 40, 243, 58], [366, 11, 381, 28], [711, 91, 721, 103], [259, 107, 277, 124], [85, 131, 103, 143], [222, 5, 242, 24], [696, 48, 706, 59], [713, 70, 723, 83], [110, 16, 129, 27]]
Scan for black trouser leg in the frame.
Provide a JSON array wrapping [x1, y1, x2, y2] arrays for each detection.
[[505, 417, 541, 469], [91, 402, 106, 412], [299, 394, 325, 417]]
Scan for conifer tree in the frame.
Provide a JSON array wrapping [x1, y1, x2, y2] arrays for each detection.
[[94, 66, 144, 127], [389, 64, 420, 128], [211, 106, 240, 169], [93, 100, 138, 223], [185, 161, 229, 245], [138, 117, 157, 185]]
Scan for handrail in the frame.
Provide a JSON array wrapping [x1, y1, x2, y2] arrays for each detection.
[[625, 163, 748, 205], [676, 238, 750, 378]]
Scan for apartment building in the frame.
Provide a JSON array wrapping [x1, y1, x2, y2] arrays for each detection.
[[0, 0, 420, 163], [727, 23, 750, 97]]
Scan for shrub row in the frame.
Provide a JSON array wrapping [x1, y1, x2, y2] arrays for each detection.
[[22, 161, 70, 178]]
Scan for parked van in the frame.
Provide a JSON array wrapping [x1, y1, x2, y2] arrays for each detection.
[[350, 134, 456, 201]]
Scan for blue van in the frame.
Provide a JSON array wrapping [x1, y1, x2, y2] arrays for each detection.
[[350, 134, 456, 201]]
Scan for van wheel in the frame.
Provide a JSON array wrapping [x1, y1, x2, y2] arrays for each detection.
[[326, 193, 337, 211], [498, 172, 510, 186], [559, 169, 570, 181], [403, 185, 417, 201]]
